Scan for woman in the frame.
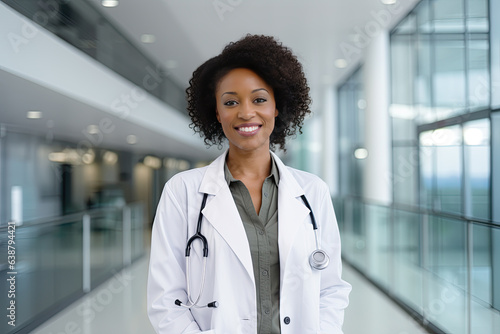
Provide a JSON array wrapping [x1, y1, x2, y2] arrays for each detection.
[[148, 34, 351, 334]]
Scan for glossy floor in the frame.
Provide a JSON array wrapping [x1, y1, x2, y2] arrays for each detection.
[[32, 256, 428, 334]]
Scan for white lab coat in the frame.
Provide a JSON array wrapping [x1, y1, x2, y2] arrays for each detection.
[[148, 150, 351, 334]]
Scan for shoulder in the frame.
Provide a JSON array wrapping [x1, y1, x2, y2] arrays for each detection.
[[285, 166, 328, 189], [163, 166, 208, 195]]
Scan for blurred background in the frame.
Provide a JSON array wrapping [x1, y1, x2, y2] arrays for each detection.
[[0, 0, 499, 333]]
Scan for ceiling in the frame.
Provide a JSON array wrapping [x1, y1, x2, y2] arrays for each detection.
[[1, 0, 418, 161], [91, 0, 417, 96]]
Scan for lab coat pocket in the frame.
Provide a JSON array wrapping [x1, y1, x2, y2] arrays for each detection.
[[200, 331, 216, 334]]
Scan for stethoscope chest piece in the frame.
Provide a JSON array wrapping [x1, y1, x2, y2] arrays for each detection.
[[309, 249, 329, 270]]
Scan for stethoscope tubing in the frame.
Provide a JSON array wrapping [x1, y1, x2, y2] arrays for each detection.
[[177, 192, 329, 309]]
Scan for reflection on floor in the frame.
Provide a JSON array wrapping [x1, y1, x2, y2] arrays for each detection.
[[32, 255, 428, 334], [342, 264, 429, 334]]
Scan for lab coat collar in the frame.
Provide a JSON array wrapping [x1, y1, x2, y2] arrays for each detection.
[[198, 149, 310, 282], [198, 149, 305, 197]]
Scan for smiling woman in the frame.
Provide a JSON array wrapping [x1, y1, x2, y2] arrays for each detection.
[[147, 34, 351, 334], [186, 34, 312, 152], [215, 68, 278, 155]]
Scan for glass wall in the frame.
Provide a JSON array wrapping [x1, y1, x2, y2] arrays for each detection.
[[390, 0, 491, 214], [337, 0, 500, 333], [337, 68, 365, 198]]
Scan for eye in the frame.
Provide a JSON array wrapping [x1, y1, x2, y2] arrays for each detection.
[[223, 100, 238, 106], [254, 97, 267, 103]]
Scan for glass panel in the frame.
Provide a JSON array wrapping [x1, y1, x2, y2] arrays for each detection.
[[434, 125, 463, 213], [393, 210, 423, 313], [419, 130, 434, 209], [466, 0, 489, 33], [393, 146, 419, 206], [467, 36, 490, 111], [432, 0, 465, 33], [415, 0, 432, 122], [471, 224, 491, 304], [433, 37, 467, 119], [338, 85, 352, 197], [349, 200, 367, 268], [425, 216, 467, 334], [417, 0, 432, 33], [0, 221, 83, 334], [365, 204, 391, 289], [390, 34, 416, 123], [416, 34, 433, 123], [464, 119, 491, 220], [90, 210, 124, 286], [131, 203, 146, 261], [337, 68, 365, 198], [471, 224, 500, 334]]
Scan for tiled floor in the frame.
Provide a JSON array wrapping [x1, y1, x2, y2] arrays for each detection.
[[32, 255, 428, 334]]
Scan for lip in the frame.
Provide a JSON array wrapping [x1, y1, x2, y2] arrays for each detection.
[[234, 123, 262, 137]]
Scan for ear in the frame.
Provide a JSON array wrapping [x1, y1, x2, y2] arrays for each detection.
[[216, 109, 221, 123], [274, 109, 279, 117]]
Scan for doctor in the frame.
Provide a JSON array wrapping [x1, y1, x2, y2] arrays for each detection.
[[148, 34, 351, 334]]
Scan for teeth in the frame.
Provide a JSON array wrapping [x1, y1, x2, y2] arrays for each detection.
[[239, 126, 259, 132]]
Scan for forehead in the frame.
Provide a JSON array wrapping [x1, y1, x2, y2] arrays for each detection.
[[216, 68, 272, 93]]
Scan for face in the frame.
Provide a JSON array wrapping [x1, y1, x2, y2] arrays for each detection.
[[215, 68, 278, 154]]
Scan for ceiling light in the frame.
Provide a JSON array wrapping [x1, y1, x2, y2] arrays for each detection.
[[126, 135, 137, 145], [27, 111, 42, 119], [357, 99, 367, 110], [144, 156, 161, 169], [141, 34, 156, 43], [87, 124, 99, 135], [334, 59, 348, 69], [48, 152, 67, 163], [354, 148, 369, 159], [103, 151, 118, 165], [102, 0, 119, 7], [381, 0, 397, 4]]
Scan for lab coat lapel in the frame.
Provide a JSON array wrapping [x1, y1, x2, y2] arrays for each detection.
[[198, 151, 255, 283], [272, 152, 310, 272]]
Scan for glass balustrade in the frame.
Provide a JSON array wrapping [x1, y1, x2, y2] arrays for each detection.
[[335, 197, 500, 334], [0, 203, 146, 334]]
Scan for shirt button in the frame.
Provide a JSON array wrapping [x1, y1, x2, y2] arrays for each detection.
[[284, 316, 291, 325], [264, 309, 270, 314], [258, 230, 265, 235], [261, 270, 268, 276]]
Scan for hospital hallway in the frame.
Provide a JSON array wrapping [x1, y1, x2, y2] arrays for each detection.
[[2, 0, 500, 333], [30, 249, 429, 334]]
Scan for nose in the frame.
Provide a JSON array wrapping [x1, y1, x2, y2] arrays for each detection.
[[238, 100, 256, 120]]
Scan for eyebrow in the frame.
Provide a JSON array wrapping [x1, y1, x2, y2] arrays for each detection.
[[221, 88, 269, 97]]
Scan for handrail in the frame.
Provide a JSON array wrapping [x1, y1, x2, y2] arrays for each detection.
[[335, 195, 499, 228], [0, 201, 144, 231]]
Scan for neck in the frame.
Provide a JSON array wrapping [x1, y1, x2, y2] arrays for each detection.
[[226, 147, 272, 180]]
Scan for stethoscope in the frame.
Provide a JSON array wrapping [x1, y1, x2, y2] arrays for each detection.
[[175, 193, 330, 309]]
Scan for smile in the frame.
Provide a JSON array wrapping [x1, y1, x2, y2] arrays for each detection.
[[235, 124, 261, 136], [238, 126, 259, 132]]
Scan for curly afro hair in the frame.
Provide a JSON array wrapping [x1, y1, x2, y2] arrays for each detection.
[[186, 34, 312, 151]]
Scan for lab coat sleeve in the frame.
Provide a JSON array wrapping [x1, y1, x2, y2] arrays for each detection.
[[317, 185, 351, 334], [147, 182, 204, 334]]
